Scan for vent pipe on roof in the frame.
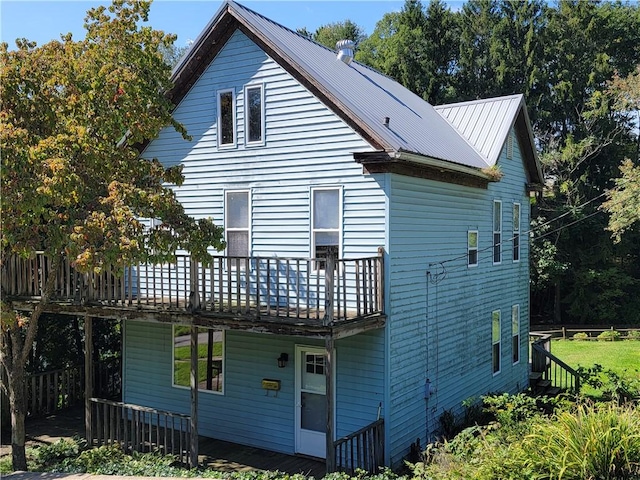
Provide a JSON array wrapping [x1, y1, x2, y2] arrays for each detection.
[[336, 39, 354, 65]]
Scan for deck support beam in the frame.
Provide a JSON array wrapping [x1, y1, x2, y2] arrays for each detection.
[[325, 335, 335, 473], [190, 324, 199, 467], [84, 315, 94, 444]]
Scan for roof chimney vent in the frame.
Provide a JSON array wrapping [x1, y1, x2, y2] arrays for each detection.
[[336, 39, 354, 65]]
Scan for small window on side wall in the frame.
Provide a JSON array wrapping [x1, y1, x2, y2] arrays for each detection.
[[513, 203, 521, 262], [493, 200, 502, 264], [512, 304, 520, 364], [312, 188, 340, 270], [492, 310, 501, 375], [468, 230, 478, 267], [244, 84, 264, 145], [217, 89, 236, 148]]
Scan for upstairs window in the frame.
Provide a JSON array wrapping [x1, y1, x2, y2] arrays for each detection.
[[513, 203, 521, 262], [312, 188, 340, 269], [492, 310, 501, 375], [493, 200, 502, 264], [244, 84, 264, 145], [512, 305, 520, 364], [468, 230, 478, 267], [225, 190, 250, 261], [217, 89, 236, 147]]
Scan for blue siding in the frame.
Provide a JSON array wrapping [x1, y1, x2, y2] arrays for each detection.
[[124, 321, 385, 454], [131, 23, 534, 469], [385, 127, 531, 465]]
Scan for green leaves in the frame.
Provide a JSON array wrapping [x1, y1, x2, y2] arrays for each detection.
[[1, 0, 224, 272]]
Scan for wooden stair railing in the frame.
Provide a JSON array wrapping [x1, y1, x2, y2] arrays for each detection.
[[333, 418, 384, 474], [531, 340, 580, 394]]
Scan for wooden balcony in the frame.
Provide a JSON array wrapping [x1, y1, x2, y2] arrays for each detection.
[[2, 251, 386, 338]]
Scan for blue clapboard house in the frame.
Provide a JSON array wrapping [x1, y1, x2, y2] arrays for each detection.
[[2, 0, 543, 472]]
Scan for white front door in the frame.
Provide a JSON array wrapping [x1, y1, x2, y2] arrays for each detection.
[[295, 345, 327, 458]]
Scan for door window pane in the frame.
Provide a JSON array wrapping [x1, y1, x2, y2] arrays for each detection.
[[301, 392, 326, 432]]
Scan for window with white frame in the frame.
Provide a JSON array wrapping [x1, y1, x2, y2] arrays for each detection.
[[512, 305, 520, 364], [493, 200, 502, 264], [217, 89, 236, 147], [173, 326, 224, 394], [225, 190, 249, 263], [468, 230, 478, 267], [513, 203, 521, 262], [311, 188, 340, 269], [492, 310, 501, 375], [244, 84, 264, 145]]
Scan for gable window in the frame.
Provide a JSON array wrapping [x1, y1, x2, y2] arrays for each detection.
[[512, 305, 520, 364], [492, 310, 501, 375], [173, 326, 224, 394], [244, 84, 264, 145], [468, 230, 478, 267], [493, 200, 502, 264], [312, 188, 340, 269], [513, 203, 521, 262], [217, 89, 236, 147], [225, 190, 250, 262], [506, 131, 514, 159]]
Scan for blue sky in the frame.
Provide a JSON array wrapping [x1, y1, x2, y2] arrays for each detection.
[[0, 0, 435, 48]]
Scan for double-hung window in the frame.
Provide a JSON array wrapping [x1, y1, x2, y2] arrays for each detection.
[[173, 326, 224, 394], [225, 190, 250, 267], [311, 188, 341, 270], [244, 84, 264, 145], [513, 203, 521, 262], [492, 310, 501, 375], [468, 230, 478, 267], [217, 89, 236, 148], [493, 200, 502, 264], [512, 305, 520, 364]]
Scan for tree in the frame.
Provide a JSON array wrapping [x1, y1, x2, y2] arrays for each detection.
[[604, 66, 640, 241], [310, 20, 366, 50], [0, 1, 224, 470]]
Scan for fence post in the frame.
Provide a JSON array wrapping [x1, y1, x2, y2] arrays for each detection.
[[189, 325, 199, 467], [84, 315, 94, 445], [323, 247, 336, 326]]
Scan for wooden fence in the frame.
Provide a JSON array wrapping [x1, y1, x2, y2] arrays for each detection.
[[333, 418, 384, 474], [1, 357, 121, 419], [90, 398, 191, 466], [531, 326, 640, 340]]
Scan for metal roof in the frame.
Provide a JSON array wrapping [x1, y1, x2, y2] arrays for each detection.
[[173, 0, 490, 169], [434, 95, 524, 166]]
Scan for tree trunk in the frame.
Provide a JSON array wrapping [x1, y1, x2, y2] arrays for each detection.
[[8, 335, 28, 471], [554, 281, 562, 324]]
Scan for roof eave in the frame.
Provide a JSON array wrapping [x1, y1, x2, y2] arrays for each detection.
[[354, 151, 492, 189]]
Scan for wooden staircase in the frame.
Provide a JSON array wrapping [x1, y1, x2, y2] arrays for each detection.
[[530, 334, 580, 396]]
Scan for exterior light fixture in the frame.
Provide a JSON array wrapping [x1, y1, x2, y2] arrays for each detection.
[[277, 353, 289, 368]]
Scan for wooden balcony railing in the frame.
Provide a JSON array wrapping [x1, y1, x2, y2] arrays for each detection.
[[2, 251, 384, 324], [333, 418, 384, 474], [90, 398, 191, 466]]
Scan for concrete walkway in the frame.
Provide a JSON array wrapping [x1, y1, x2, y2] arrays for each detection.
[[5, 474, 195, 480]]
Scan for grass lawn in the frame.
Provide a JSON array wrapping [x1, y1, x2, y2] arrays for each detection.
[[551, 339, 640, 376]]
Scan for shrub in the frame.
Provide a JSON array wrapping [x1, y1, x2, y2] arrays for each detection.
[[626, 329, 640, 340], [597, 330, 621, 341], [523, 402, 640, 479], [35, 438, 80, 469], [572, 331, 589, 340]]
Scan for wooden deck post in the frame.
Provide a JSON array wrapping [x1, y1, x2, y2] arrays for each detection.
[[84, 315, 94, 445], [189, 324, 199, 467], [325, 335, 335, 473], [323, 247, 336, 326]]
